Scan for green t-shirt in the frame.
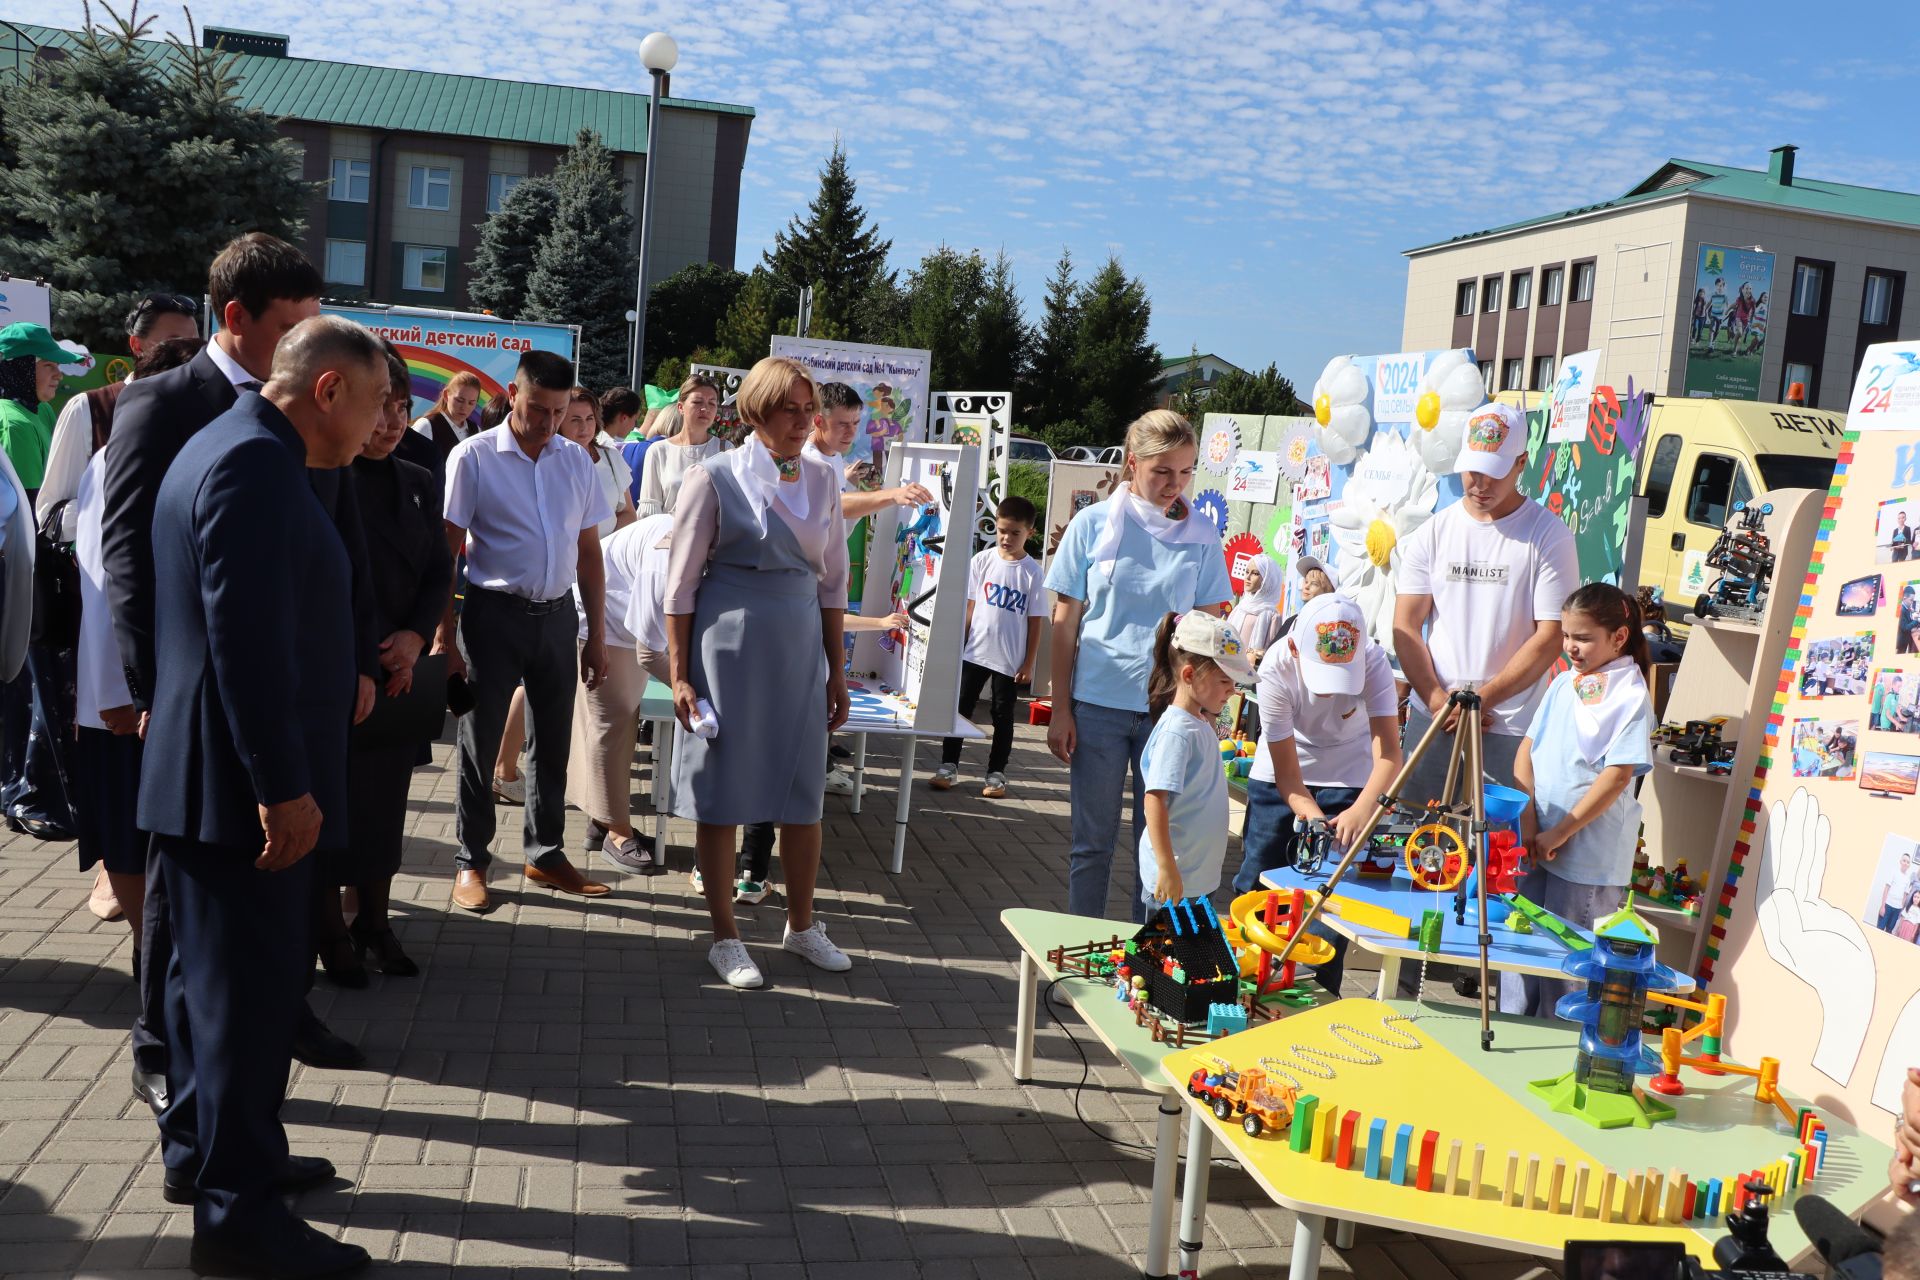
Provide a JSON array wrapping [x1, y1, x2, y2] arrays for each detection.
[[0, 399, 54, 492]]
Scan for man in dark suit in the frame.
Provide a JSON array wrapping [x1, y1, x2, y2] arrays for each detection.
[[103, 235, 373, 1115], [142, 315, 385, 1278]]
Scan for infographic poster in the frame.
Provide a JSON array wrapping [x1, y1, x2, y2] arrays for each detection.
[[1681, 244, 1775, 401], [770, 336, 932, 474]]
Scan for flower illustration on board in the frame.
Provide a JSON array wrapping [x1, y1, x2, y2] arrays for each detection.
[[1410, 349, 1485, 474], [1311, 355, 1371, 466], [1276, 418, 1313, 480], [1328, 431, 1438, 648]]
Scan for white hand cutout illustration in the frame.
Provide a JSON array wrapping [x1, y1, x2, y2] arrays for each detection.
[[1754, 787, 1876, 1086], [1872, 992, 1920, 1117]]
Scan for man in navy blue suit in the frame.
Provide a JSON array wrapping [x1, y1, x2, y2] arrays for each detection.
[[142, 315, 386, 1278]]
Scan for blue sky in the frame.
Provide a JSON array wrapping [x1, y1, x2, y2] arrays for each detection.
[[14, 0, 1917, 389]]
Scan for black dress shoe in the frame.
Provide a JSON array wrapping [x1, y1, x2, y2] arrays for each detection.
[[291, 1018, 366, 1070], [15, 814, 74, 841], [132, 1064, 171, 1114], [164, 1154, 340, 1205], [189, 1219, 369, 1279]]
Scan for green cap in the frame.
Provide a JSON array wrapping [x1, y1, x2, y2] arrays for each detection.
[[0, 323, 86, 364]]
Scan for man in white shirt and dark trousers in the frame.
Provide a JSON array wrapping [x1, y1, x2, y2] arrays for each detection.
[[439, 350, 613, 912], [932, 495, 1042, 798], [1392, 402, 1578, 993]]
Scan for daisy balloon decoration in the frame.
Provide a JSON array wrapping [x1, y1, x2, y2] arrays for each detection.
[[1327, 431, 1438, 647], [1310, 355, 1370, 466], [1410, 349, 1484, 473]]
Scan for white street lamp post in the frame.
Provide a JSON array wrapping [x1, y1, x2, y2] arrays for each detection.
[[630, 30, 678, 391]]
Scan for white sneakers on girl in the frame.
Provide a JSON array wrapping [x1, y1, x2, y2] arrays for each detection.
[[708, 939, 763, 989], [782, 921, 852, 972]]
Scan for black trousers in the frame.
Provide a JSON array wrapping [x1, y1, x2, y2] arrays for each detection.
[[152, 835, 313, 1237], [942, 660, 1017, 774]]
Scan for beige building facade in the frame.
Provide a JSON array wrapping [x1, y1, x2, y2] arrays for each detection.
[[1402, 148, 1920, 411]]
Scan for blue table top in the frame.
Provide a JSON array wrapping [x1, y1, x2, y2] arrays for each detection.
[[1257, 865, 1696, 991]]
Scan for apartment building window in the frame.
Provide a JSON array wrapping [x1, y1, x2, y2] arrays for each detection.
[[328, 158, 369, 203], [1510, 271, 1532, 310], [1572, 261, 1595, 303], [1481, 276, 1502, 313], [1531, 355, 1555, 391], [1500, 358, 1524, 391], [408, 165, 452, 211], [1541, 266, 1564, 307], [323, 239, 366, 287], [486, 173, 525, 215], [1791, 262, 1826, 316], [1864, 272, 1896, 326], [1455, 281, 1476, 316], [1478, 361, 1495, 395], [404, 245, 449, 292], [1783, 361, 1817, 402]]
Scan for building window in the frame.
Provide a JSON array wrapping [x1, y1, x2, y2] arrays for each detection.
[[1864, 272, 1896, 326], [486, 173, 524, 215], [403, 245, 448, 293], [1783, 361, 1817, 402], [1478, 361, 1495, 396], [1455, 281, 1476, 316], [1791, 262, 1826, 316], [408, 165, 452, 211], [1481, 276, 1502, 313], [1572, 261, 1595, 303], [323, 239, 365, 286], [1531, 355, 1555, 391], [1510, 271, 1532, 310], [328, 157, 369, 203], [1541, 266, 1564, 307], [1501, 358, 1524, 391]]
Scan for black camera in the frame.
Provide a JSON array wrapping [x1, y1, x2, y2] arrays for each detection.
[[1565, 1180, 1817, 1280]]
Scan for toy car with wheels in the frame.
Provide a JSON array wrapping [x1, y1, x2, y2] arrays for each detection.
[[1186, 1060, 1296, 1138]]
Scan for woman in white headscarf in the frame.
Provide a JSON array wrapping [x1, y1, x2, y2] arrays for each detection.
[[1228, 553, 1285, 664]]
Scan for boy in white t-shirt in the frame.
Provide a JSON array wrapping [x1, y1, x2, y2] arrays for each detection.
[[932, 496, 1043, 798]]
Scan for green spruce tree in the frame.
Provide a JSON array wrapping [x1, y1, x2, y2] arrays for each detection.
[[763, 140, 892, 336], [893, 245, 988, 388], [1023, 248, 1082, 439], [523, 129, 637, 388], [971, 251, 1031, 393], [467, 174, 557, 318], [1072, 254, 1159, 444], [0, 7, 310, 349], [1200, 362, 1303, 416], [709, 267, 799, 370]]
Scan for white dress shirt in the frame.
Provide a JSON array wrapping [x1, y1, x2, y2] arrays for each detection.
[[635, 435, 727, 517], [412, 413, 472, 445], [575, 512, 669, 648], [204, 337, 261, 390], [74, 453, 132, 727], [444, 424, 614, 602], [36, 378, 125, 540]]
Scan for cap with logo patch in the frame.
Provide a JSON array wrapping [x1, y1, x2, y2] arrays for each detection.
[[1293, 592, 1367, 696], [1171, 611, 1257, 686], [1453, 402, 1528, 480]]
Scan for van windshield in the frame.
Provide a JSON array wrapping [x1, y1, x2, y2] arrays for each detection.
[[1757, 454, 1837, 493]]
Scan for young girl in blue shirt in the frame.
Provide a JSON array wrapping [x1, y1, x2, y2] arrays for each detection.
[[1503, 583, 1656, 1016]]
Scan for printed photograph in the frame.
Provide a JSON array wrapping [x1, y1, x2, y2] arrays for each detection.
[[1869, 669, 1920, 734], [1862, 833, 1920, 941], [1791, 719, 1859, 779], [1798, 632, 1874, 698], [1876, 496, 1920, 564], [1897, 581, 1920, 654]]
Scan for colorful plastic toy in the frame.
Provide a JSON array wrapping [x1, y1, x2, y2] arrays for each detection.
[[1186, 1057, 1298, 1138]]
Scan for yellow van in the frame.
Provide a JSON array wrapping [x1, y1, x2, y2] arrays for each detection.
[[1497, 393, 1845, 622]]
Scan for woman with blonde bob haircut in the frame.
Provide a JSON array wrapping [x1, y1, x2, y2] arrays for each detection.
[[665, 355, 853, 988], [1043, 409, 1233, 920]]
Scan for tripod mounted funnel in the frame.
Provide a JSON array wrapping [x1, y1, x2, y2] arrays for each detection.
[[1482, 784, 1528, 826]]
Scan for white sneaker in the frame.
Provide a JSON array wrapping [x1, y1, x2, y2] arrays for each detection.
[[734, 879, 774, 905], [690, 867, 705, 893], [491, 776, 526, 805], [708, 938, 763, 988], [982, 772, 1008, 798], [929, 764, 958, 791], [824, 767, 855, 796], [783, 921, 852, 972]]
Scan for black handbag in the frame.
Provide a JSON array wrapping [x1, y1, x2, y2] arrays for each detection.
[[352, 652, 449, 748], [30, 506, 80, 648]]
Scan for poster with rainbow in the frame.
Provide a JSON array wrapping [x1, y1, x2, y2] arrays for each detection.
[[319, 304, 580, 425]]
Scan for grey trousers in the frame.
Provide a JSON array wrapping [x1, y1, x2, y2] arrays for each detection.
[[455, 589, 578, 872]]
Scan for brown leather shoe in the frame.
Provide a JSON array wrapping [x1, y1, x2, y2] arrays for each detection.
[[525, 857, 611, 897], [451, 869, 491, 912]]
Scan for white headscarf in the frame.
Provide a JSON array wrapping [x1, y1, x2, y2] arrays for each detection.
[[1568, 656, 1649, 761], [1227, 553, 1283, 649], [1089, 481, 1218, 579], [734, 440, 809, 534]]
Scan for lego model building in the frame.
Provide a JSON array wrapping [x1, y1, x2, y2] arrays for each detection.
[[1529, 901, 1683, 1129], [1130, 899, 1240, 1024]]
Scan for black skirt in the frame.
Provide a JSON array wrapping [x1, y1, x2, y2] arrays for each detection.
[[73, 726, 144, 876], [323, 741, 419, 885]]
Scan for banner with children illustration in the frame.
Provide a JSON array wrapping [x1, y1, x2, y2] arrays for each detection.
[[1710, 350, 1920, 1125], [769, 336, 932, 476], [315, 303, 579, 423], [1681, 244, 1775, 401]]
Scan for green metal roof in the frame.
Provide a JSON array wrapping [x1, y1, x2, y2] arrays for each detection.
[[3, 21, 752, 154], [1159, 352, 1234, 371], [1406, 154, 1920, 255]]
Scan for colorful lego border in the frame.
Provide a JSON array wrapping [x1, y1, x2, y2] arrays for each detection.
[[1699, 439, 1857, 983]]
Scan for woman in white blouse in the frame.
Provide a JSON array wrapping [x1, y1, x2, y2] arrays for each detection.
[[560, 388, 634, 537], [636, 374, 725, 517]]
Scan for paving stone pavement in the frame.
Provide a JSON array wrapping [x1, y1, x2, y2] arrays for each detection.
[[0, 721, 1564, 1278]]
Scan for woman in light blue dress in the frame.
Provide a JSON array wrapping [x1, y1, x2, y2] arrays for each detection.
[[665, 356, 852, 989]]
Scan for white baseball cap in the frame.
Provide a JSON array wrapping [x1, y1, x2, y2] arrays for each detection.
[[1293, 554, 1328, 579], [1172, 612, 1257, 686], [1292, 593, 1367, 696], [1454, 403, 1528, 480]]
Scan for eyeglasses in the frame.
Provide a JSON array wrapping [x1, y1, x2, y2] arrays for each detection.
[[126, 292, 198, 333]]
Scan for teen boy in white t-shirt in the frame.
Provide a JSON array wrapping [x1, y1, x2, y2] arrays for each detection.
[[933, 496, 1043, 798]]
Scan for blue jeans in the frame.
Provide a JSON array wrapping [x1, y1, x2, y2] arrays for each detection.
[[1066, 700, 1152, 922], [1234, 779, 1357, 994]]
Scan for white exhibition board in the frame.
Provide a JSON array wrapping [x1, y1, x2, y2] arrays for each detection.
[[928, 390, 1013, 552]]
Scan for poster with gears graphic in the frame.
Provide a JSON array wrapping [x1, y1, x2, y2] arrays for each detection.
[[1711, 340, 1920, 1125], [846, 442, 979, 733]]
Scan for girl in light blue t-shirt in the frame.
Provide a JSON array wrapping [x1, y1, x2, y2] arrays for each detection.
[[1505, 583, 1656, 1016]]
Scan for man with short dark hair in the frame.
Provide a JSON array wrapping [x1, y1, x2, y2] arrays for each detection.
[[438, 348, 613, 912], [141, 314, 385, 1279]]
